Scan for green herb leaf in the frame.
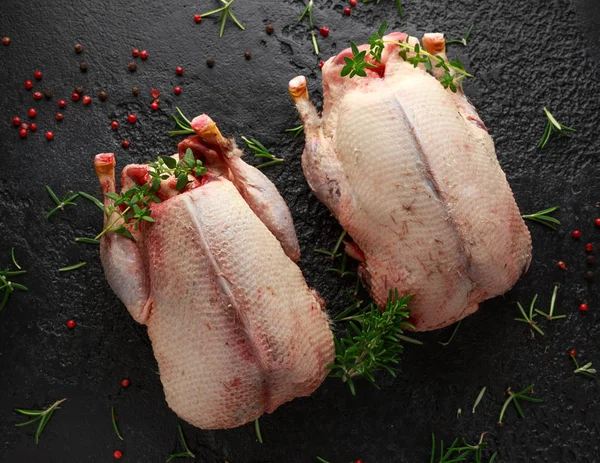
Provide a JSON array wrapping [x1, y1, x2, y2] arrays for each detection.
[[58, 262, 86, 272], [537, 107, 575, 148], [15, 398, 67, 444], [166, 424, 195, 462], [522, 206, 560, 230]]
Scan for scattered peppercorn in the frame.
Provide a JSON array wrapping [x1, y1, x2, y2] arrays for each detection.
[[350, 0, 357, 6], [572, 230, 581, 239], [586, 271, 594, 281], [98, 91, 107, 101], [127, 114, 137, 124], [585, 243, 593, 252], [34, 70, 43, 80], [176, 66, 184, 75], [44, 90, 53, 100], [579, 303, 588, 312], [595, 218, 600, 228], [587, 255, 595, 265], [568, 349, 577, 357], [151, 101, 159, 111], [194, 14, 202, 23], [113, 450, 123, 460], [82, 95, 92, 105], [33, 91, 43, 100], [122, 140, 130, 149], [121, 378, 131, 388], [343, 7, 351, 15], [28, 108, 37, 118], [24, 79, 33, 90], [320, 26, 330, 37], [12, 116, 21, 127], [20, 123, 28, 131], [58, 99, 67, 108], [557, 261, 567, 271], [174, 86, 182, 95], [265, 24, 274, 35], [80, 62, 88, 72], [2, 37, 10, 46], [128, 61, 137, 72], [72, 92, 80, 101], [111, 121, 119, 130], [132, 48, 139, 57], [75, 43, 83, 53], [206, 58, 215, 68], [244, 51, 252, 60], [67, 319, 76, 329], [29, 123, 37, 131], [132, 87, 139, 96], [75, 86, 84, 94], [319, 60, 325, 69], [45, 131, 54, 141], [55, 112, 64, 121], [140, 49, 148, 60], [19, 128, 27, 138]]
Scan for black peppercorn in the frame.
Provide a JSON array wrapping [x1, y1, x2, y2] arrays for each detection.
[[98, 91, 107, 101], [75, 86, 84, 94], [587, 255, 596, 265], [44, 90, 53, 100], [55, 112, 64, 121], [80, 62, 88, 72], [132, 87, 139, 96], [75, 43, 83, 53], [586, 271, 595, 281], [244, 51, 251, 60], [266, 24, 274, 34], [128, 62, 137, 72], [206, 58, 215, 68]]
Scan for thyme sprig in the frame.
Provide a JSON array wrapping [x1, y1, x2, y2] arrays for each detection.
[[534, 285, 565, 321], [498, 384, 543, 425], [571, 356, 596, 379], [96, 150, 205, 241], [430, 433, 497, 463], [472, 387, 487, 414], [328, 289, 416, 395], [45, 186, 79, 220], [111, 406, 123, 440], [362, 0, 403, 16], [285, 125, 304, 139], [242, 137, 284, 169], [254, 418, 263, 444], [166, 424, 195, 462], [447, 25, 474, 46], [0, 249, 28, 314], [199, 0, 245, 38], [298, 0, 319, 55], [169, 107, 195, 137], [14, 398, 67, 444], [538, 107, 575, 149], [343, 23, 472, 93], [522, 206, 560, 230], [515, 294, 544, 336]]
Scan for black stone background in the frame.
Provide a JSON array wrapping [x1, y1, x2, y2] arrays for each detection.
[[1, 0, 599, 462]]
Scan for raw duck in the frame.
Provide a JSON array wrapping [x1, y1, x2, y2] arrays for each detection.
[[94, 115, 334, 429], [289, 32, 532, 331]]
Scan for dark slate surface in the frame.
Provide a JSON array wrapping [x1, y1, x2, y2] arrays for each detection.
[[1, 1, 599, 462]]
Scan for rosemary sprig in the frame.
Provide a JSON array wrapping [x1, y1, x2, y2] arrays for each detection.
[[14, 398, 67, 444], [447, 25, 474, 46], [0, 249, 28, 314], [328, 289, 415, 395], [241, 136, 284, 169], [438, 320, 462, 346], [343, 23, 472, 93], [515, 294, 544, 336], [58, 262, 86, 272], [537, 107, 575, 149], [111, 406, 123, 440], [298, 0, 319, 55], [315, 230, 346, 259], [285, 125, 304, 139], [168, 107, 195, 136], [498, 384, 543, 425], [78, 191, 106, 214], [75, 237, 100, 245], [166, 424, 195, 462], [316, 458, 331, 463], [534, 285, 565, 321], [472, 387, 487, 414], [327, 253, 356, 278], [96, 149, 205, 241], [571, 356, 596, 379], [199, 0, 245, 38], [45, 186, 79, 219], [522, 206, 560, 230], [362, 0, 403, 16], [254, 418, 263, 444], [430, 432, 496, 463]]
